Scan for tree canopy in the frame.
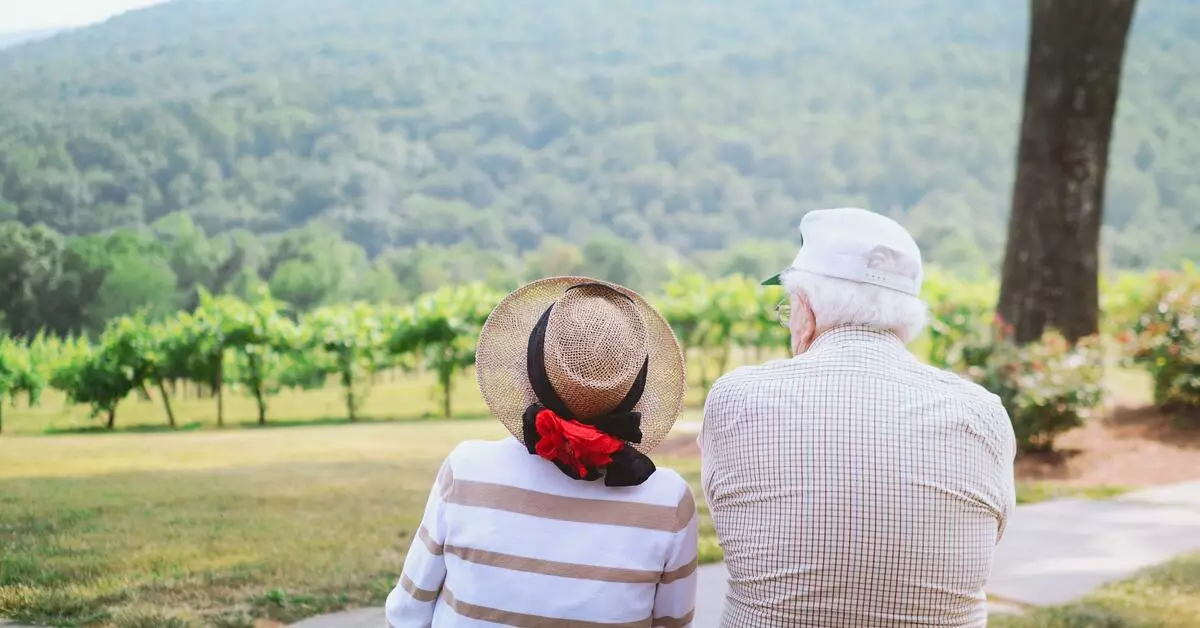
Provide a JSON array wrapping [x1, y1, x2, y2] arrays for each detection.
[[0, 0, 1196, 335]]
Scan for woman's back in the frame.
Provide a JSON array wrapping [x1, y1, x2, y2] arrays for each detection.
[[386, 438, 698, 627], [385, 277, 697, 627]]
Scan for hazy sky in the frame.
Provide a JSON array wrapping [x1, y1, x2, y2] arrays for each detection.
[[0, 0, 168, 33]]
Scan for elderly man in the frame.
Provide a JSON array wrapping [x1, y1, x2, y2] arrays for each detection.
[[699, 208, 1016, 627]]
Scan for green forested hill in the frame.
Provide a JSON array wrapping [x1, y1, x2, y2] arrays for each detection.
[[0, 0, 1197, 335]]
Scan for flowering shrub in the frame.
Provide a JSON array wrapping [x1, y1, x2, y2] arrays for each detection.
[[961, 326, 1105, 453], [921, 267, 997, 369], [924, 280, 1105, 453], [1100, 270, 1162, 336], [1123, 265, 1200, 412]]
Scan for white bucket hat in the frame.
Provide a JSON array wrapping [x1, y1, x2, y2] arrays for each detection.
[[762, 207, 924, 296]]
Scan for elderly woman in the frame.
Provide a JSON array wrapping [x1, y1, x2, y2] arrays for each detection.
[[386, 277, 698, 628]]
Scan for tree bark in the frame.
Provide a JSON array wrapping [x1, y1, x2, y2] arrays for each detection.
[[249, 354, 267, 426], [342, 368, 356, 422], [214, 353, 224, 428], [997, 0, 1137, 344], [156, 379, 177, 429], [256, 388, 267, 426], [106, 407, 116, 430]]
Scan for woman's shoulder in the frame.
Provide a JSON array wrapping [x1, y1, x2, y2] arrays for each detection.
[[443, 438, 692, 506], [442, 437, 526, 473], [447, 437, 520, 458], [641, 466, 691, 496], [641, 467, 695, 518]]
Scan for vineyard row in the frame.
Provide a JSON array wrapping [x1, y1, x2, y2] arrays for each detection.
[[0, 268, 1170, 433]]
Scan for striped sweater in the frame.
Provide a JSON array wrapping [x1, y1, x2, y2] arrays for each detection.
[[385, 437, 699, 627]]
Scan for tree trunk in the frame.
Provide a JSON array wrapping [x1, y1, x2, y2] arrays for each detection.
[[256, 387, 267, 426], [250, 354, 267, 426], [215, 354, 225, 428], [342, 367, 356, 422], [156, 379, 177, 429], [0, 400, 4, 434], [717, 338, 732, 379], [106, 407, 116, 430], [440, 353, 454, 419], [997, 0, 1137, 344]]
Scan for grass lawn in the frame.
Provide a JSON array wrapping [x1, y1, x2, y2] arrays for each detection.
[[1014, 482, 1134, 504], [0, 416, 1134, 628], [0, 357, 1181, 626], [0, 420, 714, 627], [990, 552, 1200, 627]]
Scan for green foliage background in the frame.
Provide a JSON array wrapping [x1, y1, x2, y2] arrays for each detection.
[[2, 266, 1193, 439], [0, 0, 1197, 338]]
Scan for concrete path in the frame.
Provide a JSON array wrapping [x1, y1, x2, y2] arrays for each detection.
[[290, 609, 378, 628], [286, 479, 1200, 627], [988, 481, 1200, 606]]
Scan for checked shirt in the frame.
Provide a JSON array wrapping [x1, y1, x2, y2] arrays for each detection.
[[700, 326, 1016, 627]]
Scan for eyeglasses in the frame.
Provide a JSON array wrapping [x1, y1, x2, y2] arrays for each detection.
[[775, 299, 791, 327]]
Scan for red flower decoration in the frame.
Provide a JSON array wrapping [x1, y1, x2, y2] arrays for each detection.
[[534, 409, 623, 477]]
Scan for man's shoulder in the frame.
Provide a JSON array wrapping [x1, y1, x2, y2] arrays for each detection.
[[912, 362, 1007, 414], [711, 358, 798, 392], [711, 355, 1009, 417], [704, 359, 799, 424], [910, 363, 1015, 448]]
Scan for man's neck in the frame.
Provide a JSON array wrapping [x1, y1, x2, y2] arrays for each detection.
[[807, 325, 905, 352]]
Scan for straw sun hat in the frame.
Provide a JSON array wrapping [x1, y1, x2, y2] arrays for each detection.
[[475, 277, 686, 487]]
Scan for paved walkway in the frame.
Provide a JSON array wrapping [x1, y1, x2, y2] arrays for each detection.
[[987, 481, 1200, 606], [286, 479, 1200, 628]]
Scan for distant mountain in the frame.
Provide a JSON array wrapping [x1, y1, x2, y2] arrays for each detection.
[[0, 27, 65, 50], [0, 0, 1196, 274]]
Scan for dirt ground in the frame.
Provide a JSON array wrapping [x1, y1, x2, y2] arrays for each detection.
[[1017, 404, 1200, 487], [658, 404, 1200, 488]]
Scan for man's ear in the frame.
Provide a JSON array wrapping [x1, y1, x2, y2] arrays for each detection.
[[800, 295, 817, 348], [802, 311, 816, 347]]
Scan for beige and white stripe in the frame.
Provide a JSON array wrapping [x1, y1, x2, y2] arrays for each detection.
[[385, 437, 699, 627]]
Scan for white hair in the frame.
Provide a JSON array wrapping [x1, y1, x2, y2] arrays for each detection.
[[781, 269, 929, 344]]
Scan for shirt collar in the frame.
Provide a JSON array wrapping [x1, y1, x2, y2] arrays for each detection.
[[807, 325, 905, 352]]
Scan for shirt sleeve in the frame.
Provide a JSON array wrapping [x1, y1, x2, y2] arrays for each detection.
[[993, 406, 1018, 543], [974, 399, 1018, 544], [699, 376, 742, 504], [385, 456, 452, 627], [652, 485, 699, 628]]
